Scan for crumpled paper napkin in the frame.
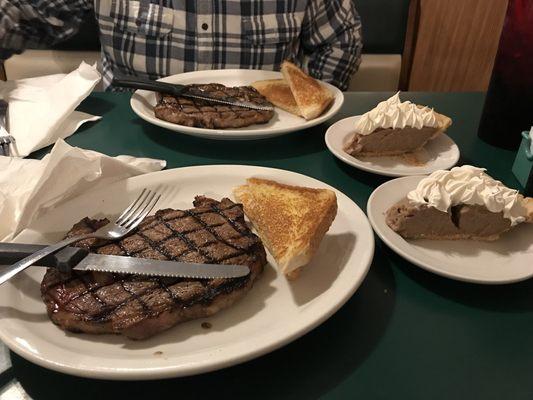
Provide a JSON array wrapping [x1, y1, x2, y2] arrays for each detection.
[[0, 139, 166, 242], [1, 61, 101, 157]]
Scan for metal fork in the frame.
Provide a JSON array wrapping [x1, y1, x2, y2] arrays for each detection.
[[0, 100, 12, 157], [0, 135, 14, 157], [0, 188, 161, 285]]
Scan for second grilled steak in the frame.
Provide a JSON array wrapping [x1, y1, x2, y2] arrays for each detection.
[[154, 83, 275, 129], [41, 197, 267, 340]]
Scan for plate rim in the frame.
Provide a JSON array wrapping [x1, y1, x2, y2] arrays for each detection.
[[325, 116, 460, 177], [0, 165, 375, 380], [130, 69, 344, 140], [367, 175, 533, 284]]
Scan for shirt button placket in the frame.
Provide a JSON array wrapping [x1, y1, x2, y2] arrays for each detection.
[[197, 2, 212, 70]]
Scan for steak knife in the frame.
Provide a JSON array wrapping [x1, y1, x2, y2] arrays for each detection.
[[112, 75, 274, 111], [0, 243, 249, 279]]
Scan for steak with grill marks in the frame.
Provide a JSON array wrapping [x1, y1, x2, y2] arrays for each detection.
[[40, 197, 267, 340], [153, 83, 274, 129]]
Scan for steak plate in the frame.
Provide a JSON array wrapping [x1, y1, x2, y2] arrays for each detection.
[[41, 197, 267, 340], [153, 83, 274, 129]]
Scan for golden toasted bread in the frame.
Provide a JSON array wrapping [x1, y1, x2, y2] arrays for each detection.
[[281, 61, 335, 120], [234, 178, 338, 279], [251, 79, 301, 116]]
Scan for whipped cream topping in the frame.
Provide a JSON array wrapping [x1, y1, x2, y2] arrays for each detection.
[[407, 165, 527, 226], [354, 92, 439, 135]]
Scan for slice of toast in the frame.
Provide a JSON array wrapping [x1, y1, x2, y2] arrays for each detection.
[[251, 79, 301, 116], [234, 178, 338, 279], [281, 61, 335, 120]]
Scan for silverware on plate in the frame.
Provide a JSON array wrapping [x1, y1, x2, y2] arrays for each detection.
[[0, 188, 161, 285], [0, 100, 13, 157], [112, 75, 274, 112], [0, 243, 249, 279]]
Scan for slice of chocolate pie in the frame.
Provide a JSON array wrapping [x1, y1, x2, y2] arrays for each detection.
[[345, 93, 452, 156], [386, 166, 533, 241]]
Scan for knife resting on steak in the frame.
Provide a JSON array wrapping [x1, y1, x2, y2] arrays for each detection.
[[0, 243, 250, 279], [113, 75, 274, 111], [40, 196, 267, 340]]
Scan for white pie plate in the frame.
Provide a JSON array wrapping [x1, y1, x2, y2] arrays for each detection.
[[367, 176, 533, 284], [325, 116, 460, 177], [130, 69, 344, 140], [0, 165, 374, 380]]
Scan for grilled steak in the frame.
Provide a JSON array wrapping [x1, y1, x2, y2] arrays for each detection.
[[154, 83, 274, 129], [41, 197, 267, 340]]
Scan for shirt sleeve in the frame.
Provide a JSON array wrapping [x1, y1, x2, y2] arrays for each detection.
[[0, 0, 92, 60], [300, 0, 363, 91]]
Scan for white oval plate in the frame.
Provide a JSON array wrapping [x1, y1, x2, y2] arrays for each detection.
[[325, 116, 460, 177], [0, 165, 374, 380], [367, 175, 533, 284], [130, 69, 344, 140]]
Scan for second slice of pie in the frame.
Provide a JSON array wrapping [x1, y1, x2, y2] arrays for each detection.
[[344, 92, 452, 157], [386, 165, 532, 241]]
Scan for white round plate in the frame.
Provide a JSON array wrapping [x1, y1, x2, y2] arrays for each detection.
[[367, 175, 533, 284], [0, 165, 374, 380], [130, 69, 344, 140], [325, 116, 460, 177]]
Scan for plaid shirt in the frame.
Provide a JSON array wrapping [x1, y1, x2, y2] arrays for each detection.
[[0, 0, 362, 90]]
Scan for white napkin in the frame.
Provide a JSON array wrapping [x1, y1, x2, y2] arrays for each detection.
[[0, 139, 166, 242], [2, 61, 101, 157]]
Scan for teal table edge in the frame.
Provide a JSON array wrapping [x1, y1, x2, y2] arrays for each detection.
[[2, 91, 532, 400]]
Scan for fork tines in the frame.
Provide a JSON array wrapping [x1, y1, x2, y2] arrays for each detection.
[[117, 189, 161, 228]]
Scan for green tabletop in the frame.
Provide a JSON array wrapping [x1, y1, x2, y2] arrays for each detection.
[[2, 92, 533, 400]]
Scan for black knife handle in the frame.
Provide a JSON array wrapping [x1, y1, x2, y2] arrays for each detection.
[[0, 243, 88, 273], [54, 247, 89, 273], [112, 75, 186, 96]]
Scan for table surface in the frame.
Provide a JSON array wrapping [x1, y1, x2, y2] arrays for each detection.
[[2, 92, 533, 400]]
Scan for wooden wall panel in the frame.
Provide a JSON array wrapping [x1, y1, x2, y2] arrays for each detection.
[[408, 0, 508, 91]]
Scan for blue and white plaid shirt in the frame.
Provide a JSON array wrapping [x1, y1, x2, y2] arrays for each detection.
[[0, 0, 362, 90]]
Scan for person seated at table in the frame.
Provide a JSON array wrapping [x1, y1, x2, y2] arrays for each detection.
[[0, 0, 362, 91]]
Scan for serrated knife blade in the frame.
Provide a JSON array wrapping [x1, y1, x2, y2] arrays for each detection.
[[72, 253, 249, 279], [0, 243, 249, 279], [182, 92, 274, 111]]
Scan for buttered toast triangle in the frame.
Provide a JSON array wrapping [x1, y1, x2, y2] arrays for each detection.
[[234, 178, 338, 279], [281, 61, 335, 120], [251, 79, 301, 116]]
